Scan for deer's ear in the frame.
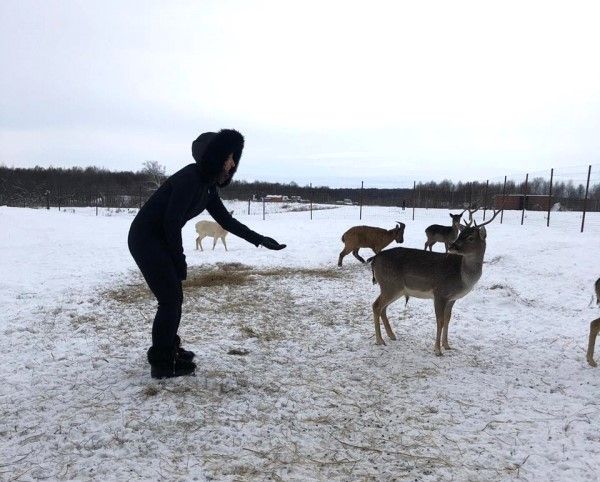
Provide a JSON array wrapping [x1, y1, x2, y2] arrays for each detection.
[[479, 226, 487, 240]]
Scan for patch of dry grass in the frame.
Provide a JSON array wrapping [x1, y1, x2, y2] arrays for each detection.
[[184, 269, 250, 289], [143, 385, 159, 397], [240, 325, 260, 338], [105, 283, 149, 303], [105, 263, 342, 304], [69, 314, 98, 328]]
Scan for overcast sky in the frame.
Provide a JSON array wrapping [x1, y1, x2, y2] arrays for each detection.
[[1, 0, 599, 187]]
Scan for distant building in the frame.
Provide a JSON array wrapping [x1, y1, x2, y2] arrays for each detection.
[[264, 195, 289, 202], [494, 194, 552, 211]]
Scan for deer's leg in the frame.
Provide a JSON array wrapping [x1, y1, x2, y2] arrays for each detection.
[[338, 248, 351, 267], [212, 237, 218, 250], [372, 295, 386, 345], [442, 300, 456, 350], [198, 237, 204, 251], [381, 305, 396, 341], [587, 318, 600, 367], [433, 297, 447, 356], [195, 236, 200, 250], [352, 249, 366, 263], [424, 240, 430, 251], [222, 237, 228, 251]]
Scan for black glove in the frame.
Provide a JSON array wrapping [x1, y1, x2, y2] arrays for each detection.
[[175, 258, 187, 281], [260, 236, 286, 250]]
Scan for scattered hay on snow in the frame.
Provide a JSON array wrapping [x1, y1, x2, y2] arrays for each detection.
[[104, 262, 342, 303]]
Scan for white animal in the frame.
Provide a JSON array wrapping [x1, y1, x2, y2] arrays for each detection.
[[194, 210, 233, 251]]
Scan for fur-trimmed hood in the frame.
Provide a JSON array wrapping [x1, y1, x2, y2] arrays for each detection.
[[191, 129, 244, 187]]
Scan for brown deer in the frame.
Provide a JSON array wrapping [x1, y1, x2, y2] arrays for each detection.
[[338, 223, 405, 266], [586, 278, 600, 367], [370, 208, 501, 354]]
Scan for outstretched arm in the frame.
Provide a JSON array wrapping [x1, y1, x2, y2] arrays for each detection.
[[206, 191, 286, 250]]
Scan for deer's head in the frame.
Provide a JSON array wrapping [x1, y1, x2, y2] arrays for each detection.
[[450, 213, 463, 226], [449, 207, 502, 257], [448, 226, 487, 257], [393, 222, 406, 244]]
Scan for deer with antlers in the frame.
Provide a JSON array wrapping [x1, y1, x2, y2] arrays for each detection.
[[370, 208, 502, 354]]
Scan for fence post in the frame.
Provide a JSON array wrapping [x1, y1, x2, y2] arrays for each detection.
[[500, 176, 507, 224], [546, 168, 554, 227], [521, 173, 528, 225], [45, 190, 50, 210], [581, 165, 592, 233], [247, 198, 251, 215], [359, 181, 363, 220], [412, 181, 416, 221], [483, 180, 489, 220], [310, 183, 313, 220], [262, 196, 266, 221]]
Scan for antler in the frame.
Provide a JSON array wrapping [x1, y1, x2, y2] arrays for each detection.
[[461, 205, 480, 228], [474, 201, 505, 228]]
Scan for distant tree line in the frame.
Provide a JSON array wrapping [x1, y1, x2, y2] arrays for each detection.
[[0, 165, 598, 211], [0, 163, 166, 208], [413, 176, 600, 211]]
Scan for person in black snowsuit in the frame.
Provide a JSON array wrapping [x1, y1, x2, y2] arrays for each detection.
[[128, 129, 286, 379]]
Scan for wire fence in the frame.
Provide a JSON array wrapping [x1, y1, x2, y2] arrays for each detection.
[[2, 164, 599, 232], [244, 164, 600, 232]]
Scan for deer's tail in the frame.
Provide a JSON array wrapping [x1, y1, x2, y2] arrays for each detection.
[[368, 256, 378, 284]]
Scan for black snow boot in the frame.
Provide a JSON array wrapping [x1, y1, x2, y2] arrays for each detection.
[[174, 334, 196, 362], [147, 346, 196, 379]]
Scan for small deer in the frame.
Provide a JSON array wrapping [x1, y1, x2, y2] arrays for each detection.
[[424, 213, 464, 252], [586, 278, 600, 367], [370, 209, 501, 354], [195, 210, 234, 251], [338, 223, 405, 267]]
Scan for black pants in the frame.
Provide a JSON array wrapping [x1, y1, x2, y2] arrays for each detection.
[[128, 229, 183, 354]]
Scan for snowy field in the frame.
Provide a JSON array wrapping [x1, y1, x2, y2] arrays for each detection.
[[1, 203, 600, 481]]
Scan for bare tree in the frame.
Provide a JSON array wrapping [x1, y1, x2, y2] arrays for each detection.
[[141, 161, 166, 188]]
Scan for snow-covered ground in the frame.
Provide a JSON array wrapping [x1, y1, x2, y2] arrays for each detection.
[[1, 203, 599, 481]]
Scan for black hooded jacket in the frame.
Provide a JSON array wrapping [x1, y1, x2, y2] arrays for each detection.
[[129, 129, 263, 273]]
